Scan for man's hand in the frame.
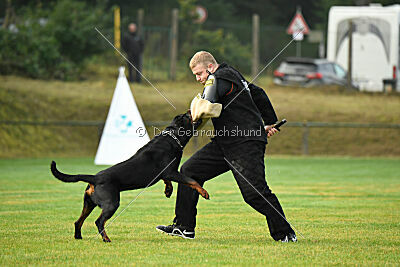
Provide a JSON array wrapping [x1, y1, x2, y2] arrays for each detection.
[[265, 125, 278, 138]]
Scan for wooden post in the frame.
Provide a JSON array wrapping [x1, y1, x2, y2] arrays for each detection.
[[252, 14, 260, 79], [347, 20, 353, 89], [170, 9, 179, 80], [114, 6, 121, 50], [137, 9, 144, 37], [3, 0, 13, 29]]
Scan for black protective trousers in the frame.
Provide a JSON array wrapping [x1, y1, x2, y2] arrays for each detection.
[[173, 139, 294, 241]]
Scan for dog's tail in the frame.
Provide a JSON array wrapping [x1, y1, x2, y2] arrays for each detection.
[[50, 161, 96, 184]]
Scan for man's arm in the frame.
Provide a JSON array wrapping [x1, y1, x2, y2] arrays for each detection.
[[202, 75, 233, 104], [121, 35, 128, 53], [248, 83, 278, 125], [139, 38, 144, 54], [202, 74, 219, 103], [248, 83, 279, 137]]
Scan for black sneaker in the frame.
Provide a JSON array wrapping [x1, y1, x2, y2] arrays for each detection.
[[171, 225, 195, 239], [156, 224, 176, 235], [280, 233, 297, 243]]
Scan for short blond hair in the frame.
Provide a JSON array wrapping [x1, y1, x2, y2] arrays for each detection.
[[189, 51, 217, 69]]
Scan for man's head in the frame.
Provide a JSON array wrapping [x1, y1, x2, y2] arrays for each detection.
[[189, 51, 219, 85], [128, 23, 137, 33]]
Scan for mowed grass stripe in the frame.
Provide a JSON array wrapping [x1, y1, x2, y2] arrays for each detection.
[[0, 157, 399, 265]]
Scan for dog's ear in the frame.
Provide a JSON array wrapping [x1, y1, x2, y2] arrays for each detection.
[[186, 109, 193, 121]]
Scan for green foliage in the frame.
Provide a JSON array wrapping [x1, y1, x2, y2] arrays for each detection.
[[175, 0, 251, 72], [0, 0, 109, 80], [182, 29, 252, 73], [177, 0, 201, 49], [47, 0, 107, 64]]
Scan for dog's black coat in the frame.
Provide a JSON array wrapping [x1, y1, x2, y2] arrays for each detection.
[[51, 112, 209, 242]]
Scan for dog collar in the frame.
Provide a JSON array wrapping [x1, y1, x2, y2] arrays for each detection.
[[162, 130, 183, 149]]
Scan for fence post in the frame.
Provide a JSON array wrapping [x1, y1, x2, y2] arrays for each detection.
[[347, 19, 353, 90], [252, 14, 260, 79], [170, 8, 179, 80], [137, 9, 144, 36], [302, 122, 309, 155], [114, 6, 121, 50]]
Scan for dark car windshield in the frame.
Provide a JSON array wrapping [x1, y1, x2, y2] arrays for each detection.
[[278, 62, 317, 74]]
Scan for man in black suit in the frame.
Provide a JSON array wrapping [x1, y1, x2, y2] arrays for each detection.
[[122, 23, 144, 83]]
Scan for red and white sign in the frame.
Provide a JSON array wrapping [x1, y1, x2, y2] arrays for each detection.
[[194, 6, 207, 24], [287, 12, 310, 41]]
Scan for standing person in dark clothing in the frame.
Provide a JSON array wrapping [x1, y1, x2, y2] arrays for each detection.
[[156, 51, 297, 242], [122, 23, 144, 83]]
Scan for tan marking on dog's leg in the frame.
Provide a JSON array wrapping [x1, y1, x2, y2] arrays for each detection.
[[187, 183, 209, 199], [85, 184, 95, 195]]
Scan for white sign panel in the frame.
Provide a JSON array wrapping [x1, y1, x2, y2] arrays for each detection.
[[292, 31, 304, 41], [95, 67, 150, 165]]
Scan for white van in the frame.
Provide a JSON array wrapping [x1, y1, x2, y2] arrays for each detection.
[[327, 4, 400, 92]]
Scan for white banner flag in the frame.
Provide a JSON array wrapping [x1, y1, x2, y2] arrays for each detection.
[[95, 67, 150, 165]]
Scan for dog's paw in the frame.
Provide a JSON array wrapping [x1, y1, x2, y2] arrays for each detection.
[[199, 188, 210, 200], [164, 184, 173, 198]]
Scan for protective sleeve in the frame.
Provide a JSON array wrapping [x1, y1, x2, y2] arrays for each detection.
[[249, 83, 278, 125], [202, 74, 219, 103]]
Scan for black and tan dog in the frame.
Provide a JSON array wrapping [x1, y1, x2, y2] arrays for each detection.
[[50, 112, 209, 242]]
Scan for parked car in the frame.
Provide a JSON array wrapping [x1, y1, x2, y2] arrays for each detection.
[[273, 57, 348, 87]]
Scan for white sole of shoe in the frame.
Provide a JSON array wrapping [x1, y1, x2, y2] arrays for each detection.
[[171, 229, 195, 239]]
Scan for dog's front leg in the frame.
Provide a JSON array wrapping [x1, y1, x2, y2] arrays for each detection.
[[162, 179, 173, 198], [165, 172, 210, 200]]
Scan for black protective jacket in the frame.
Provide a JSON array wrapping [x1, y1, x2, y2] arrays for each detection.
[[121, 32, 144, 59], [207, 63, 278, 145]]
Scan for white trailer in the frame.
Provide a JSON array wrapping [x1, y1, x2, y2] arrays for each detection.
[[327, 4, 400, 92]]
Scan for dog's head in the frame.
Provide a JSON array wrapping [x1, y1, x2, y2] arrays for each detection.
[[170, 111, 193, 132], [164, 111, 194, 148]]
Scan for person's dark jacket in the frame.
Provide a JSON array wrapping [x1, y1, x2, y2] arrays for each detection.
[[208, 63, 278, 145], [122, 32, 144, 59]]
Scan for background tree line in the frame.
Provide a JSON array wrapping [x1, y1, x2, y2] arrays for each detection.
[[0, 0, 398, 79]]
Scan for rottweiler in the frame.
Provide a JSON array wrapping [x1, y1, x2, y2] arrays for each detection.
[[50, 112, 209, 242]]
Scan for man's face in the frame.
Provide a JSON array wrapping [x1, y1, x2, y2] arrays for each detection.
[[128, 24, 137, 33], [191, 64, 211, 85]]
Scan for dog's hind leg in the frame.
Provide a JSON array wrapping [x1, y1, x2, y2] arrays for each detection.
[[95, 204, 119, 242], [74, 187, 96, 239], [93, 185, 120, 242]]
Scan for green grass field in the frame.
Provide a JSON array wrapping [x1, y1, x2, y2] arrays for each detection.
[[1, 157, 399, 265]]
